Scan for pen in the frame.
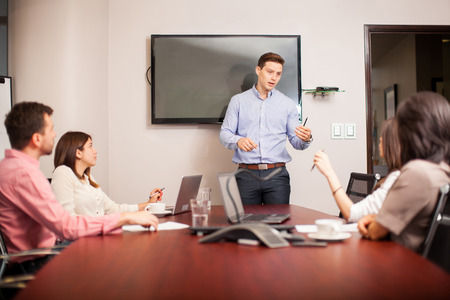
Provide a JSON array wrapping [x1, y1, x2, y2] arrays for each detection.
[[311, 149, 325, 171], [303, 117, 308, 126], [150, 187, 165, 198]]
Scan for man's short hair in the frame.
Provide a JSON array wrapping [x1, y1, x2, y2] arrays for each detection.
[[257, 52, 285, 69], [4, 102, 53, 150]]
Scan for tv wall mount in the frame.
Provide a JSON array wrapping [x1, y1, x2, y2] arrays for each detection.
[[302, 87, 345, 97]]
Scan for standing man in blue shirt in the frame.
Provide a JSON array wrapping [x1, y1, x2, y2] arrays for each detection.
[[220, 52, 312, 205]]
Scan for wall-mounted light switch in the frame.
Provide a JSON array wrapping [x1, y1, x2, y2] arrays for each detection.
[[331, 123, 344, 139], [345, 123, 356, 139]]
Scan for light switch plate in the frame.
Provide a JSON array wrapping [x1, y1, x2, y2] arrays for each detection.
[[331, 123, 344, 139], [345, 123, 356, 139]]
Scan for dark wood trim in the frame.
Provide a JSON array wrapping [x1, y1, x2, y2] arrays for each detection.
[[365, 24, 450, 34], [364, 25, 373, 173], [364, 24, 450, 174]]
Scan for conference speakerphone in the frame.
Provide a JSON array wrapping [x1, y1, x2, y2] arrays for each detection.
[[190, 224, 295, 235]]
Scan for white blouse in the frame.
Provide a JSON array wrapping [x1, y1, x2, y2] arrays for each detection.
[[348, 170, 401, 222], [51, 165, 138, 217]]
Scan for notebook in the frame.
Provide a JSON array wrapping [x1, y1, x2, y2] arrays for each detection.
[[217, 172, 290, 224], [161, 175, 203, 216]]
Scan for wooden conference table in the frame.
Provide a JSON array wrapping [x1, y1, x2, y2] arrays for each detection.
[[16, 205, 450, 299]]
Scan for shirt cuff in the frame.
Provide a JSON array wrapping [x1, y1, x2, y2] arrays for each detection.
[[101, 213, 122, 235]]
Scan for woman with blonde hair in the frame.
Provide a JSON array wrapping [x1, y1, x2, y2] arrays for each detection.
[[52, 131, 162, 216]]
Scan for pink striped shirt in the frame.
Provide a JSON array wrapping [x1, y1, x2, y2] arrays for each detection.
[[0, 149, 121, 253]]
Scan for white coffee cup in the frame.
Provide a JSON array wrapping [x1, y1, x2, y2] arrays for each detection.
[[315, 219, 343, 235], [145, 202, 166, 213]]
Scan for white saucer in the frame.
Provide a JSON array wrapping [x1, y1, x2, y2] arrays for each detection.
[[151, 210, 172, 217], [307, 232, 352, 241]]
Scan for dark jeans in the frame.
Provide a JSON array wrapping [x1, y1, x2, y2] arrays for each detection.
[[235, 166, 290, 205]]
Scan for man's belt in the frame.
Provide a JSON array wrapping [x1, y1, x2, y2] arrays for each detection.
[[238, 163, 285, 170]]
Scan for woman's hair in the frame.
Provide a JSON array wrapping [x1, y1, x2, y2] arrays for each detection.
[[381, 118, 402, 171], [54, 131, 99, 188], [396, 91, 450, 165], [373, 118, 402, 191]]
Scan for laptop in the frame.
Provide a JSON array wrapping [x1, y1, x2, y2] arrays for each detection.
[[217, 172, 290, 224], [160, 175, 202, 216]]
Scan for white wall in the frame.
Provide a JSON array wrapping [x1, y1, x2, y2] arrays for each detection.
[[9, 0, 450, 215], [8, 0, 110, 188]]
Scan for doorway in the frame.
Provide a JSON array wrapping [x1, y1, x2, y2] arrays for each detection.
[[364, 25, 450, 175]]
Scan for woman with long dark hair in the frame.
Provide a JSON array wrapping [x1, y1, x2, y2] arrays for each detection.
[[52, 131, 163, 216], [358, 92, 450, 252]]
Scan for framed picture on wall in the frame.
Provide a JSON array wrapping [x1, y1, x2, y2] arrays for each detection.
[[384, 84, 397, 119]]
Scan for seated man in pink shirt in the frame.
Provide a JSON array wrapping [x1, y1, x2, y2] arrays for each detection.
[[0, 102, 159, 265]]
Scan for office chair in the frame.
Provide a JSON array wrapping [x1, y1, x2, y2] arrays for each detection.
[[339, 172, 379, 218], [421, 183, 450, 272], [0, 229, 64, 294]]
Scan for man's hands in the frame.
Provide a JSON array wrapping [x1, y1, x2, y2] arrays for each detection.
[[237, 124, 311, 151], [118, 211, 159, 230], [237, 137, 258, 152], [295, 125, 312, 142]]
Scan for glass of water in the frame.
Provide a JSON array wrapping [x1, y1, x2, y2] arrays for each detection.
[[197, 187, 211, 211], [190, 199, 209, 227]]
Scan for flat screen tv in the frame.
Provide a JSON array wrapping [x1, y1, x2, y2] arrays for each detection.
[[151, 35, 301, 124]]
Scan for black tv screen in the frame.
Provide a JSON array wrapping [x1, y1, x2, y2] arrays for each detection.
[[151, 35, 301, 124]]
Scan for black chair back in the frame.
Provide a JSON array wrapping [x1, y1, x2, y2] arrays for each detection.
[[345, 172, 379, 204], [422, 183, 450, 272]]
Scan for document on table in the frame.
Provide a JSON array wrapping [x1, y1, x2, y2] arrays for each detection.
[[122, 221, 189, 232], [295, 223, 358, 233]]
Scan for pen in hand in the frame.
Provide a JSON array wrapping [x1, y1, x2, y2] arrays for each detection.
[[150, 187, 165, 198], [311, 149, 325, 172], [303, 117, 308, 127]]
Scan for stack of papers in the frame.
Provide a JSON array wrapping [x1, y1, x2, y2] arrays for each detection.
[[122, 221, 189, 232]]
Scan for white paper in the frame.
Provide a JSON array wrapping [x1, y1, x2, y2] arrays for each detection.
[[295, 223, 358, 233], [122, 221, 189, 232]]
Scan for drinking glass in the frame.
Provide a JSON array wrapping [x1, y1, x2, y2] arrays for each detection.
[[190, 199, 209, 227]]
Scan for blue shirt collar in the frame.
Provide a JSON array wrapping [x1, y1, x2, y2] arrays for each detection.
[[252, 85, 274, 100]]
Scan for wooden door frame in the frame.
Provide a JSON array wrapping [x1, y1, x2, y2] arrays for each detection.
[[364, 24, 450, 173]]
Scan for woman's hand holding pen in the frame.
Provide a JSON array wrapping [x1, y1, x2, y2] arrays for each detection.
[[149, 187, 165, 203], [312, 150, 334, 177], [138, 188, 165, 211]]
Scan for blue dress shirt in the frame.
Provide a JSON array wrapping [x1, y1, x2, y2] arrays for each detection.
[[220, 86, 310, 164]]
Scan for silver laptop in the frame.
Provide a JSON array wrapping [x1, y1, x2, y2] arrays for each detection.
[[217, 172, 289, 224], [162, 175, 202, 215]]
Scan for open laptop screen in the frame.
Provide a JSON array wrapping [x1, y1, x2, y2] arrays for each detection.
[[217, 172, 245, 222]]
